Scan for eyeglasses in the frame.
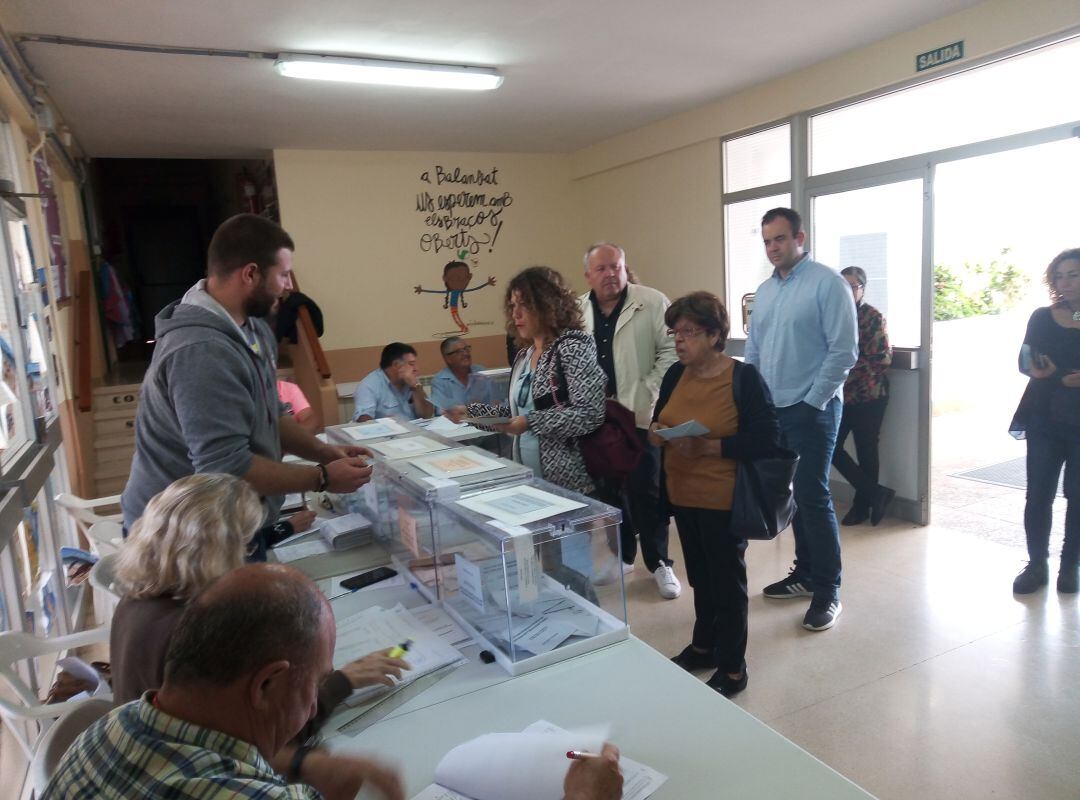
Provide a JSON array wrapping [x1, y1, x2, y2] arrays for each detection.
[[666, 326, 708, 339], [445, 345, 472, 356]]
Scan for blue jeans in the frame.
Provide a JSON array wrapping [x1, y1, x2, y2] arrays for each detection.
[[1024, 430, 1080, 564], [776, 398, 843, 601]]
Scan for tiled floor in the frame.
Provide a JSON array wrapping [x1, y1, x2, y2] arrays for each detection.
[[627, 415, 1078, 799]]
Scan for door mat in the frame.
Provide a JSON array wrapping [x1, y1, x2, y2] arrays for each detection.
[[952, 456, 1063, 496]]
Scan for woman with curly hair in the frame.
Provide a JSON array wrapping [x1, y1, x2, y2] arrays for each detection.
[[447, 266, 606, 494], [110, 473, 409, 737], [1010, 248, 1080, 594]]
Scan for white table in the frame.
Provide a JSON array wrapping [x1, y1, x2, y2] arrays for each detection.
[[323, 584, 876, 800]]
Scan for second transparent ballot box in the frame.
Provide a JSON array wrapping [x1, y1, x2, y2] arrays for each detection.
[[379, 445, 532, 600], [431, 479, 629, 675]]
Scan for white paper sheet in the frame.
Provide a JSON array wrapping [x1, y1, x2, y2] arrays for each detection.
[[369, 436, 452, 459], [431, 721, 609, 800], [343, 418, 410, 440], [456, 485, 586, 526], [409, 603, 475, 648], [416, 416, 486, 438], [272, 539, 331, 563], [653, 419, 710, 440], [411, 449, 504, 479], [524, 721, 668, 800]]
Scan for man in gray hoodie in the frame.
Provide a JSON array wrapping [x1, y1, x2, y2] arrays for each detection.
[[121, 214, 372, 530]]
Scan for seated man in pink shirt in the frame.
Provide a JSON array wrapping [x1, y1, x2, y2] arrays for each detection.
[[277, 380, 318, 433]]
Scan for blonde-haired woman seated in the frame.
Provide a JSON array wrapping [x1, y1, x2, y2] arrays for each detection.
[[110, 473, 409, 737]]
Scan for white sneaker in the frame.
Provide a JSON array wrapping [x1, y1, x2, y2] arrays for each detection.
[[594, 557, 635, 586], [653, 564, 682, 599]]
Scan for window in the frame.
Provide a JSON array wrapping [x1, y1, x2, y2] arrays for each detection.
[[724, 193, 791, 336], [810, 35, 1080, 175], [723, 124, 790, 193]]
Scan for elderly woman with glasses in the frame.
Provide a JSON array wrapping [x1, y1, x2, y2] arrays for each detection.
[[111, 473, 409, 740], [832, 266, 894, 526], [649, 291, 780, 697]]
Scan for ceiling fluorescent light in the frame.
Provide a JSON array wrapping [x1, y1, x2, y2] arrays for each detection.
[[275, 54, 502, 91]]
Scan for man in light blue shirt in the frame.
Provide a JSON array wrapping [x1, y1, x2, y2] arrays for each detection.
[[429, 336, 495, 411], [745, 207, 857, 633], [353, 342, 436, 422]]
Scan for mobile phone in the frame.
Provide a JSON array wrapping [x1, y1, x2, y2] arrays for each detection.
[[340, 566, 398, 591]]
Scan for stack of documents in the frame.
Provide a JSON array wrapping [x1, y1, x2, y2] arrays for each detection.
[[333, 604, 467, 706], [319, 512, 374, 551], [342, 417, 410, 441]]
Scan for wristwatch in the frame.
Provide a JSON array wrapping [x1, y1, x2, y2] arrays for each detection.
[[315, 463, 329, 492]]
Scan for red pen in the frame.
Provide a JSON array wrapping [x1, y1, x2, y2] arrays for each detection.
[[566, 750, 601, 760]]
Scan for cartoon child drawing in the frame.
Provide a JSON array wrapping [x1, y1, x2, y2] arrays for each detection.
[[415, 256, 496, 334]]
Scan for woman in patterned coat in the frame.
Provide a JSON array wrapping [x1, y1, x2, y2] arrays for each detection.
[[448, 266, 606, 495]]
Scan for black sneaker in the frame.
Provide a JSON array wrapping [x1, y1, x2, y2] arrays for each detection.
[[802, 597, 842, 631], [762, 571, 813, 599], [1012, 561, 1049, 594], [1058, 562, 1079, 594], [706, 667, 748, 698], [671, 644, 715, 672]]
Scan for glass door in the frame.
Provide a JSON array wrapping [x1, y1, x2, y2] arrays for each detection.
[[809, 174, 931, 523]]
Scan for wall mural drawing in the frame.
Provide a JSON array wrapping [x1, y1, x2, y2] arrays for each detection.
[[414, 165, 511, 337]]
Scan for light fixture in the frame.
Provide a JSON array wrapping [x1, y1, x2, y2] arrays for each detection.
[[274, 54, 503, 91]]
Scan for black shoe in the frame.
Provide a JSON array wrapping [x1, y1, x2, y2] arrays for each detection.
[[870, 487, 896, 526], [671, 644, 715, 672], [706, 666, 748, 698], [1013, 561, 1049, 594], [762, 571, 813, 599], [1058, 562, 1079, 594], [802, 596, 842, 631], [841, 507, 870, 526]]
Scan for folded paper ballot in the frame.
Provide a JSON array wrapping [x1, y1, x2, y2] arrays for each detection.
[[319, 512, 374, 551], [652, 419, 709, 440], [412, 720, 667, 800]]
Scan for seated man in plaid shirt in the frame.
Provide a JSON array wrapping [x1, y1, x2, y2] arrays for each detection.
[[42, 564, 402, 800]]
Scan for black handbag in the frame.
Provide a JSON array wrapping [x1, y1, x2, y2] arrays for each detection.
[[730, 448, 799, 540]]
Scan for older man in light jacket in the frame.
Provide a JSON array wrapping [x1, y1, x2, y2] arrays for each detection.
[[579, 242, 680, 599]]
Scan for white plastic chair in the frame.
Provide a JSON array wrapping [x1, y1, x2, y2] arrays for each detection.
[[88, 554, 123, 624], [0, 626, 111, 760], [54, 493, 122, 545], [29, 697, 112, 794], [86, 520, 124, 557]]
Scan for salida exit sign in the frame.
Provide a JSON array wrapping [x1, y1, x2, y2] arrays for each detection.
[[916, 41, 964, 72]]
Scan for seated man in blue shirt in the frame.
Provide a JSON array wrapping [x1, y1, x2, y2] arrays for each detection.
[[353, 342, 436, 422], [430, 336, 496, 411]]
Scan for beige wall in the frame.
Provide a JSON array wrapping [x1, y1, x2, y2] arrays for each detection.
[[275, 149, 583, 381], [572, 0, 1080, 177], [574, 140, 723, 302]]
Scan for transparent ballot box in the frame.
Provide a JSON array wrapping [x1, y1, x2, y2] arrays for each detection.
[[435, 480, 628, 676], [380, 445, 532, 602], [323, 418, 445, 538]]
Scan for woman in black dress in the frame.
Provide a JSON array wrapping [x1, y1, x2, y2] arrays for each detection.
[[1010, 248, 1080, 594]]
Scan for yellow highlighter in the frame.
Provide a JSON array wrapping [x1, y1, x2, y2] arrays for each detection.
[[388, 639, 412, 659]]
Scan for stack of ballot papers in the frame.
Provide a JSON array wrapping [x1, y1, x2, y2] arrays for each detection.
[[414, 416, 486, 438], [319, 512, 374, 551], [412, 719, 667, 800], [342, 417, 410, 441], [333, 604, 467, 706]]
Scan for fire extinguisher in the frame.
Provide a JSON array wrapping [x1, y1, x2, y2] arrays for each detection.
[[238, 171, 260, 214]]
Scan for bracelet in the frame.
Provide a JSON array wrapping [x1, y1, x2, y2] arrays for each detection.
[[287, 743, 315, 782], [315, 463, 329, 492]]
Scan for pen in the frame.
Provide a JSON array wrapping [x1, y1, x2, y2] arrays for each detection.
[[566, 751, 601, 760], [387, 640, 412, 659]]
